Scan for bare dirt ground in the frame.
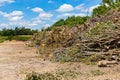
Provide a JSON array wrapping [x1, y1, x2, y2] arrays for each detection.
[[0, 41, 120, 80]]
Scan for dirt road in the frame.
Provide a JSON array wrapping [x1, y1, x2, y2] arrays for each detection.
[[0, 41, 60, 80], [0, 41, 120, 80]]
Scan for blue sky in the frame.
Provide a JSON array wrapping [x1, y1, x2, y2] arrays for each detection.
[[0, 0, 102, 30]]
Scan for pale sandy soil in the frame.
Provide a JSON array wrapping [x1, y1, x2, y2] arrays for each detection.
[[0, 40, 120, 80]]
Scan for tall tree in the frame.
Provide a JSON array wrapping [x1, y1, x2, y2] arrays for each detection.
[[102, 0, 115, 8]]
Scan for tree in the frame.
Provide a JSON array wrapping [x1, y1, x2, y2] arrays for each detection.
[[52, 19, 65, 27], [0, 27, 38, 36], [92, 5, 110, 16], [51, 16, 89, 29], [102, 0, 114, 7], [92, 0, 120, 16]]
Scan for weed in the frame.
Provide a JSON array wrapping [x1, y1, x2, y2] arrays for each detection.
[[82, 54, 111, 65], [25, 69, 78, 80], [91, 70, 104, 76]]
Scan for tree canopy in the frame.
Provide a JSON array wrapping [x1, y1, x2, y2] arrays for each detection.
[[93, 0, 120, 16], [0, 27, 38, 36], [46, 16, 89, 30]]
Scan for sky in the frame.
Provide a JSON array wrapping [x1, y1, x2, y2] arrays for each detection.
[[0, 0, 102, 30]]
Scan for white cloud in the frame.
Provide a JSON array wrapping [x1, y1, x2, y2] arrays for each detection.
[[42, 24, 50, 29], [0, 0, 14, 6], [0, 11, 24, 21], [31, 7, 44, 13], [75, 4, 84, 10], [74, 13, 86, 16], [57, 13, 73, 18], [0, 20, 41, 28], [81, 4, 100, 12], [8, 11, 23, 16], [48, 0, 54, 4], [57, 4, 74, 13], [0, 23, 8, 28], [57, 13, 86, 18], [38, 13, 53, 20], [32, 7, 53, 20], [0, 10, 44, 28], [89, 4, 100, 12], [9, 16, 23, 21], [32, 19, 42, 24]]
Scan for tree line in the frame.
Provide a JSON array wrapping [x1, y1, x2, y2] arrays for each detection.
[[93, 0, 120, 16], [46, 16, 90, 31], [46, 0, 120, 31], [0, 27, 38, 36]]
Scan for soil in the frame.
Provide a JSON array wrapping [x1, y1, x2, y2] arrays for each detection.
[[0, 41, 120, 80]]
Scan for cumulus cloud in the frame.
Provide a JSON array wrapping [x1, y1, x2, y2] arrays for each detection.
[[75, 4, 84, 10], [0, 0, 14, 6], [0, 11, 24, 21], [0, 3, 100, 29], [57, 13, 86, 18], [0, 23, 8, 28], [38, 13, 53, 20], [32, 7, 53, 20], [31, 7, 44, 13], [57, 4, 74, 13], [0, 20, 42, 28]]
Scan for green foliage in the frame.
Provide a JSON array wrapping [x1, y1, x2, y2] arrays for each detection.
[[102, 0, 115, 7], [65, 16, 89, 27], [0, 35, 32, 42], [13, 35, 32, 41], [93, 0, 120, 16], [7, 35, 13, 41], [1, 27, 38, 36], [52, 19, 65, 27], [0, 36, 8, 43], [92, 5, 110, 16], [49, 16, 89, 30]]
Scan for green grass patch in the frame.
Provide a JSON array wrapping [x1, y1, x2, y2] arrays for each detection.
[[0, 35, 32, 43], [13, 35, 32, 41], [0, 36, 8, 43]]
